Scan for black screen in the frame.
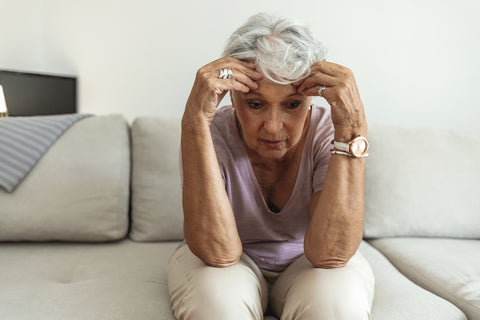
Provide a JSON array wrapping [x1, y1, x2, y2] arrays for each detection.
[[0, 70, 76, 116]]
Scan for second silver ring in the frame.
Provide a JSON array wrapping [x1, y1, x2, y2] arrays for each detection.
[[318, 86, 327, 97]]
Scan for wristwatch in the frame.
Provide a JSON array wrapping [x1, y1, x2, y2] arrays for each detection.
[[331, 136, 369, 158]]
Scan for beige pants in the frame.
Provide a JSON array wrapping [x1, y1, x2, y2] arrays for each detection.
[[168, 243, 374, 320]]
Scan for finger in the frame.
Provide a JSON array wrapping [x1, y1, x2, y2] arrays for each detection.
[[209, 68, 259, 90], [302, 85, 330, 97], [212, 66, 262, 85], [246, 66, 263, 81], [233, 63, 262, 81], [297, 72, 337, 93], [231, 71, 259, 90], [214, 77, 250, 94], [225, 56, 257, 71], [223, 56, 256, 69], [214, 57, 262, 81], [213, 67, 261, 89], [312, 60, 351, 78], [227, 79, 251, 93]]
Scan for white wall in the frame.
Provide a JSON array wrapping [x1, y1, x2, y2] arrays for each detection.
[[0, 0, 45, 71], [1, 0, 479, 130]]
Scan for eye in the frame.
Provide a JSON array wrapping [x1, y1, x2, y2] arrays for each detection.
[[247, 101, 262, 109], [286, 101, 302, 109]]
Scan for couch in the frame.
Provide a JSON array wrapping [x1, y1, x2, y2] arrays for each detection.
[[0, 114, 478, 319]]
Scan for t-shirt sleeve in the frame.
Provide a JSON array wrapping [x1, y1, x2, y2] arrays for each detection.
[[312, 110, 335, 193]]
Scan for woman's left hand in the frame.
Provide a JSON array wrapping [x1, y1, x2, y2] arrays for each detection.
[[296, 61, 367, 141]]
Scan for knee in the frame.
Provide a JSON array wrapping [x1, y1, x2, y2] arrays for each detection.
[[193, 264, 261, 303], [311, 286, 372, 320], [169, 253, 267, 320], [283, 284, 372, 320], [281, 268, 373, 320]]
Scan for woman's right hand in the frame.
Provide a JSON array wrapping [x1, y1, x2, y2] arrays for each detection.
[[183, 57, 262, 126]]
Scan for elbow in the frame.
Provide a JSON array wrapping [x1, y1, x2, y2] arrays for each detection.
[[304, 249, 350, 269], [303, 237, 361, 269], [199, 247, 242, 267], [307, 257, 348, 269], [203, 255, 241, 268], [185, 240, 242, 268]]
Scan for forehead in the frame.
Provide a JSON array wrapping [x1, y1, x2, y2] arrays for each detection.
[[242, 77, 301, 100]]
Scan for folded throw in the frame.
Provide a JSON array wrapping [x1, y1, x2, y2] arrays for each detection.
[[0, 113, 94, 192]]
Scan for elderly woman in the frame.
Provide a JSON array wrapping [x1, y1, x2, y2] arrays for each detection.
[[168, 12, 374, 320]]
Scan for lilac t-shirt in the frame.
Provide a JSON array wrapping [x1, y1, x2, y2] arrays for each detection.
[[209, 105, 334, 271]]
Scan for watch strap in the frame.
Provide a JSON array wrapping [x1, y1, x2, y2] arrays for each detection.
[[330, 148, 369, 158], [333, 140, 350, 152]]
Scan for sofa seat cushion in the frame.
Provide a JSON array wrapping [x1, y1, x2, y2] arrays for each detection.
[[369, 237, 479, 320], [0, 240, 180, 320], [0, 240, 466, 320], [359, 241, 466, 320]]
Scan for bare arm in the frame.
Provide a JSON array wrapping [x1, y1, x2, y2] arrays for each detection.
[[304, 143, 365, 268], [181, 57, 262, 267], [181, 119, 242, 267], [298, 61, 367, 268]]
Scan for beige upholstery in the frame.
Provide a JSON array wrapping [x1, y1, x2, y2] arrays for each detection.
[[0, 240, 465, 320], [130, 117, 183, 241], [364, 125, 480, 238], [0, 240, 180, 320], [360, 241, 466, 320], [0, 114, 130, 242], [369, 238, 480, 320]]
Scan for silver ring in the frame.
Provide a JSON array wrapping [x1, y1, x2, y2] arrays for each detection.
[[318, 86, 327, 97], [218, 68, 233, 79]]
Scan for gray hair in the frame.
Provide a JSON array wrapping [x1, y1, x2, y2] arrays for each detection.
[[222, 13, 327, 85]]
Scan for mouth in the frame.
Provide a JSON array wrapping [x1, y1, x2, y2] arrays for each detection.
[[259, 139, 286, 148]]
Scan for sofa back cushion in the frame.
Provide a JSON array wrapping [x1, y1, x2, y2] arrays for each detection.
[[0, 114, 130, 242], [364, 125, 480, 238], [130, 117, 183, 241]]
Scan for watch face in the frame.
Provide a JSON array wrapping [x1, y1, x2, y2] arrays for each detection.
[[350, 137, 368, 157]]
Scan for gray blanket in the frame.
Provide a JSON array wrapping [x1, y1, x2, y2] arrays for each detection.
[[0, 113, 94, 192]]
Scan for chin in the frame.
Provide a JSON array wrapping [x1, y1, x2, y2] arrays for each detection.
[[257, 148, 288, 161], [245, 139, 290, 161]]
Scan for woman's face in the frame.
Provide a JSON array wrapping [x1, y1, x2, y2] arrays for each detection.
[[231, 78, 312, 162]]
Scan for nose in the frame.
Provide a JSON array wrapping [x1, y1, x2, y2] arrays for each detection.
[[263, 108, 283, 134]]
